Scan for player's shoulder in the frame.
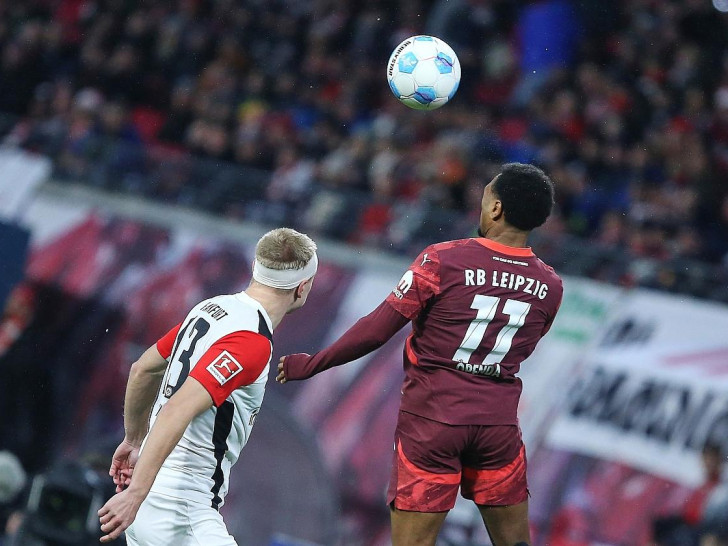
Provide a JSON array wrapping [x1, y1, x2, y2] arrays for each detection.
[[534, 257, 563, 288], [534, 256, 561, 278], [193, 292, 269, 333], [427, 238, 473, 252], [411, 239, 476, 270], [203, 292, 254, 310], [194, 293, 245, 314]]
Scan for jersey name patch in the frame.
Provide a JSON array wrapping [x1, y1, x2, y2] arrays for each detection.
[[206, 350, 243, 385]]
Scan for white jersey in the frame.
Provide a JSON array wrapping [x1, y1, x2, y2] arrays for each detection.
[[144, 291, 273, 509]]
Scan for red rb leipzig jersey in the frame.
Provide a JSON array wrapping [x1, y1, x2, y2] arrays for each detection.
[[386, 238, 562, 425]]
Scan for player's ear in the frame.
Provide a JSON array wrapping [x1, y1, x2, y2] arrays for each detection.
[[295, 276, 315, 300], [490, 197, 503, 221], [294, 279, 307, 300]]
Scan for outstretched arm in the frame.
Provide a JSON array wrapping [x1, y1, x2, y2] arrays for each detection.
[[99, 377, 213, 542], [276, 300, 409, 383], [110, 345, 168, 492]]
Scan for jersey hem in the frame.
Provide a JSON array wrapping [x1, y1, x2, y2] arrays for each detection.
[[398, 406, 519, 426]]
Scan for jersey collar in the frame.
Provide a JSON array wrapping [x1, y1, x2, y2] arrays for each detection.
[[475, 238, 534, 257], [236, 291, 274, 332]]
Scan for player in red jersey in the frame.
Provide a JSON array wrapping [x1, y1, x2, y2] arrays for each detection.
[[277, 163, 562, 546]]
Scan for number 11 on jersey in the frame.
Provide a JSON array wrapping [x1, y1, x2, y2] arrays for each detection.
[[453, 295, 531, 367]]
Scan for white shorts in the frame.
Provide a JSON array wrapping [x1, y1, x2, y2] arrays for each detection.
[[126, 491, 237, 546]]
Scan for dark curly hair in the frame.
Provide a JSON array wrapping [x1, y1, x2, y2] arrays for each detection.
[[492, 163, 555, 231]]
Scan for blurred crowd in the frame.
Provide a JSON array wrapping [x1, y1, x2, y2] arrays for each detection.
[[0, 451, 25, 546], [2, 0, 728, 266], [652, 443, 728, 546]]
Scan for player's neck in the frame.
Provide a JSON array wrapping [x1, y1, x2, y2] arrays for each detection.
[[243, 286, 289, 329], [479, 224, 530, 248]]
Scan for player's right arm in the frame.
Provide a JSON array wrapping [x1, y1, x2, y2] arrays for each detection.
[[277, 246, 439, 382], [123, 344, 169, 444], [110, 323, 180, 492], [100, 328, 271, 541], [277, 300, 409, 382], [100, 377, 213, 542]]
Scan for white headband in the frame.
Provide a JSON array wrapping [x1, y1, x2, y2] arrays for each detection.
[[252, 254, 318, 289]]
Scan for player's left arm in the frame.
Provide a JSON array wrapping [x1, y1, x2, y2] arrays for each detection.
[[541, 277, 564, 336], [99, 377, 212, 542]]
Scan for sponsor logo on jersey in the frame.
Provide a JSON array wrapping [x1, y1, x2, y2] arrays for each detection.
[[456, 361, 501, 377], [393, 270, 414, 299], [207, 350, 243, 385]]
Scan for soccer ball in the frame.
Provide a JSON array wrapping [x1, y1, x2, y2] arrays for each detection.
[[386, 35, 461, 111]]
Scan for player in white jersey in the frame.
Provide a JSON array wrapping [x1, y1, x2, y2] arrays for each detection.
[[97, 228, 318, 544]]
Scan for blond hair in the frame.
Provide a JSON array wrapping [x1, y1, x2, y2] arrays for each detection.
[[255, 228, 317, 271]]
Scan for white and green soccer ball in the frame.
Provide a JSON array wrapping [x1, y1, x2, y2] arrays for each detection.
[[386, 35, 461, 110]]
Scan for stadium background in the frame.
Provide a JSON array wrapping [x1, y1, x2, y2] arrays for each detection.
[[1, 1, 728, 545]]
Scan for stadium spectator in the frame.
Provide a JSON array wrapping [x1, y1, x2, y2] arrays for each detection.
[[700, 478, 728, 546], [0, 451, 26, 546], [1, 0, 728, 276], [0, 284, 36, 359], [652, 442, 726, 546]]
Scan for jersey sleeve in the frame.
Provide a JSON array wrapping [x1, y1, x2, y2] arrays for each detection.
[[156, 322, 182, 360], [542, 278, 564, 336], [189, 331, 272, 407], [385, 245, 441, 320], [283, 300, 409, 381]]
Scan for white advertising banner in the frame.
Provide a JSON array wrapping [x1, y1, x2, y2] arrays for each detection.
[[0, 147, 50, 221], [518, 276, 623, 448], [546, 289, 728, 486]]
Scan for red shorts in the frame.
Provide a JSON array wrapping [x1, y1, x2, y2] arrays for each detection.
[[386, 410, 528, 512]]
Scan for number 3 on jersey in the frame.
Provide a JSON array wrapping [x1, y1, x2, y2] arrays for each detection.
[[453, 296, 531, 365], [163, 317, 210, 398]]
